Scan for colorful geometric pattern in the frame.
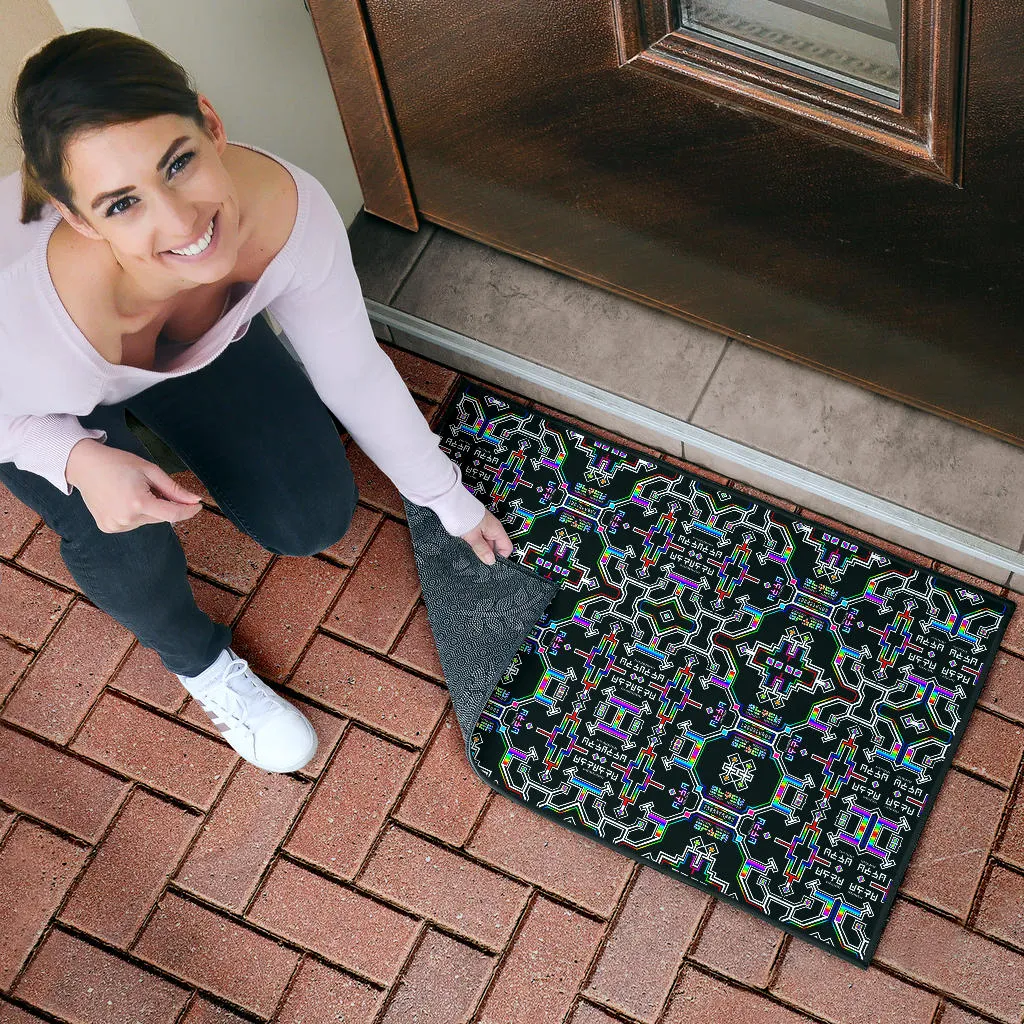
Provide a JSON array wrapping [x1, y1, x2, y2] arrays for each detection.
[[436, 382, 1015, 965]]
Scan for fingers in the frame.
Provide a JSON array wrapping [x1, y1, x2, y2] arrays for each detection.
[[471, 539, 496, 566], [142, 462, 203, 505]]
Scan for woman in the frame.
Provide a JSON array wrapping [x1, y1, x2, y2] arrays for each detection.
[[1, 28, 513, 774]]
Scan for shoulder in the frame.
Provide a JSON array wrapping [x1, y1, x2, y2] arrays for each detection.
[[47, 219, 122, 359], [226, 143, 300, 277]]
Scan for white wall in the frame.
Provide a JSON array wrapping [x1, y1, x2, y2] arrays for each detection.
[[4, 0, 366, 226]]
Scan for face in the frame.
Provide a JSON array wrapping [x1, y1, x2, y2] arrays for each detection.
[[54, 96, 240, 289]]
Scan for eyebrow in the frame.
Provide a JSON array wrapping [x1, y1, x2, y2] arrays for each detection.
[[89, 135, 192, 210]]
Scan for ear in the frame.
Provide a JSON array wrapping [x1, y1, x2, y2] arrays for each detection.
[[50, 197, 104, 241], [196, 94, 228, 154]]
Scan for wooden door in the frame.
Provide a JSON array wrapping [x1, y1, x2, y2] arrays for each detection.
[[308, 0, 1024, 445]]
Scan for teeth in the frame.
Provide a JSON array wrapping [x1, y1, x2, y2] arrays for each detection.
[[169, 217, 215, 257]]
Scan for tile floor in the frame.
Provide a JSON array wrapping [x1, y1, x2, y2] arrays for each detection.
[[1, 342, 1024, 1024], [348, 213, 1024, 590]]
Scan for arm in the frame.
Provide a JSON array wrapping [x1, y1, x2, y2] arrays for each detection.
[[267, 181, 487, 538], [0, 411, 107, 494]]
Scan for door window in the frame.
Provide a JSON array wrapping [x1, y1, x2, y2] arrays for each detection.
[[617, 0, 962, 180], [677, 0, 901, 104]]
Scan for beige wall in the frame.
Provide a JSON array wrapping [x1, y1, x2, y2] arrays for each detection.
[[0, 0, 63, 177], [1, 0, 366, 225]]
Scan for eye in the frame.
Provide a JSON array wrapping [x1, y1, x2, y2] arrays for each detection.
[[105, 196, 136, 217], [169, 151, 195, 175]]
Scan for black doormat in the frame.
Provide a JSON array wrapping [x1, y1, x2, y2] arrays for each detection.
[[411, 379, 1016, 966]]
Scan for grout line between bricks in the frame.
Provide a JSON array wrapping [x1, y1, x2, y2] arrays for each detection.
[[266, 948, 309, 1024], [764, 933, 791, 991], [366, 919, 430, 1024], [466, 887, 540, 1024]]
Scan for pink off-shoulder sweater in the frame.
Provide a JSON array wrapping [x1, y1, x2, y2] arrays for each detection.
[[0, 140, 486, 537]]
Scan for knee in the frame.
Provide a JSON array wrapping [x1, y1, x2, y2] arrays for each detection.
[[256, 484, 358, 557]]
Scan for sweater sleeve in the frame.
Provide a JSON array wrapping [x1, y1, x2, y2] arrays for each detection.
[[0, 412, 107, 494], [267, 180, 487, 538]]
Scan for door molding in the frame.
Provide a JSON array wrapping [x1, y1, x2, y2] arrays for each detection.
[[306, 0, 417, 228], [615, 0, 965, 181]]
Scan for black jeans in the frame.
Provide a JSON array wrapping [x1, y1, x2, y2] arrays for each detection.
[[0, 314, 357, 676]]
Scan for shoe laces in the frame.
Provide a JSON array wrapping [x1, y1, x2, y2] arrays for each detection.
[[197, 656, 281, 734]]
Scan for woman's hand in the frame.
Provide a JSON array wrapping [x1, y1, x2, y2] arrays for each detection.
[[461, 509, 514, 565], [66, 438, 203, 533]]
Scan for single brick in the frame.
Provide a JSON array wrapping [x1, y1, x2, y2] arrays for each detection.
[[899, 771, 1005, 918], [173, 509, 272, 592], [381, 929, 492, 1024], [325, 520, 421, 653], [663, 968, 807, 1024], [0, 725, 128, 841], [322, 505, 382, 567], [175, 763, 307, 910], [286, 726, 414, 880], [108, 642, 186, 713], [345, 443, 405, 520], [178, 997, 249, 1024], [979, 653, 1024, 724], [0, 1000, 48, 1022], [60, 789, 201, 946], [875, 900, 1024, 1022], [134, 892, 299, 1017], [0, 821, 88, 988], [359, 826, 530, 950], [731, 482, 798, 512], [975, 864, 1024, 951], [569, 1004, 625, 1024], [231, 556, 348, 683], [15, 929, 188, 1024], [276, 958, 382, 1024], [390, 603, 444, 680], [467, 799, 632, 917], [247, 859, 418, 985], [954, 708, 1024, 786], [288, 634, 446, 745], [585, 867, 708, 1022], [0, 564, 71, 648], [1001, 790, 1024, 868], [383, 344, 458, 402], [0, 639, 31, 703], [292, 700, 347, 780], [689, 899, 783, 989], [393, 708, 489, 846], [2, 601, 133, 743], [938, 1004, 989, 1024], [478, 897, 604, 1024], [0, 486, 40, 559], [772, 938, 940, 1024], [15, 526, 76, 589], [170, 469, 215, 509], [72, 692, 237, 809], [190, 576, 245, 627], [663, 455, 731, 487], [999, 598, 1022, 657]]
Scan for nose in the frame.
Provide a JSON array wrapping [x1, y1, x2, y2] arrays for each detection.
[[156, 190, 205, 249]]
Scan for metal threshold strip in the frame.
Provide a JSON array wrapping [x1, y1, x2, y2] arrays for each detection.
[[365, 299, 1024, 584]]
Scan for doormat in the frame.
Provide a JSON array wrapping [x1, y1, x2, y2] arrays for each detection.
[[408, 380, 1016, 966]]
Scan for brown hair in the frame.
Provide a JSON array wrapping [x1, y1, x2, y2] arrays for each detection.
[[12, 27, 206, 223]]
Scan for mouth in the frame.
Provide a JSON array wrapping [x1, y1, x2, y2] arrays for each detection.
[[162, 212, 219, 261]]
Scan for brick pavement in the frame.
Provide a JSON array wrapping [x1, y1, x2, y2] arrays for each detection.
[[1, 345, 1023, 1024]]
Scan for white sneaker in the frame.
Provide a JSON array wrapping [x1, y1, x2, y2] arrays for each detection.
[[177, 648, 317, 773]]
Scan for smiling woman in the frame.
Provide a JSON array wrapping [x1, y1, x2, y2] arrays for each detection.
[[0, 27, 510, 775]]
